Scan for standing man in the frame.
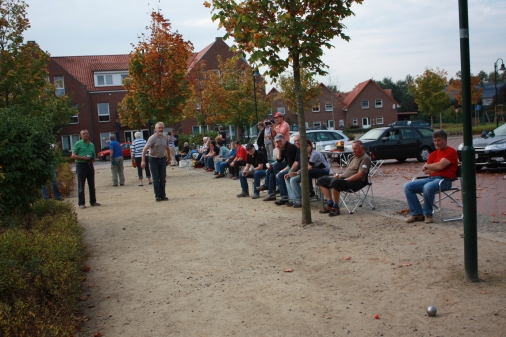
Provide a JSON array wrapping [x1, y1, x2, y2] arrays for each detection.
[[142, 122, 170, 202], [72, 130, 100, 209], [109, 134, 125, 186], [273, 112, 290, 141], [218, 126, 227, 146], [316, 140, 370, 217], [256, 121, 266, 158], [403, 130, 458, 224], [264, 120, 274, 160]]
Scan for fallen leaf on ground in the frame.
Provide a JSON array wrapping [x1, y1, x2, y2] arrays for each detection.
[[402, 262, 412, 267], [94, 333, 102, 337], [283, 268, 293, 272], [409, 242, 416, 244], [82, 265, 91, 272], [342, 256, 351, 261], [79, 296, 88, 301]]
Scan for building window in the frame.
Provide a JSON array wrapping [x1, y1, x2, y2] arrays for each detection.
[[325, 103, 333, 112], [54, 76, 65, 96], [61, 134, 80, 152], [70, 104, 79, 124], [362, 117, 370, 127], [192, 125, 209, 134], [376, 116, 384, 125], [375, 99, 383, 108], [277, 107, 285, 114], [327, 120, 335, 129], [362, 100, 369, 109], [339, 120, 344, 128], [100, 132, 114, 150], [95, 71, 128, 87], [313, 121, 321, 128], [268, 108, 272, 116], [353, 118, 358, 126], [312, 104, 320, 112], [98, 103, 110, 122], [305, 122, 309, 128]]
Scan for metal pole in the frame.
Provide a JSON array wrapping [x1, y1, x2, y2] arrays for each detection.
[[495, 61, 498, 127], [458, 0, 479, 282]]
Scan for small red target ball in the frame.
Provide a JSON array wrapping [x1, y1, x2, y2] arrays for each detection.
[[374, 314, 379, 319]]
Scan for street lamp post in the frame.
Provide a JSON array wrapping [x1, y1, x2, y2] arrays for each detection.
[[494, 58, 506, 127], [252, 69, 261, 124]]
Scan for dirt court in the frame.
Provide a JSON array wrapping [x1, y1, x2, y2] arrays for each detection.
[[73, 164, 506, 336]]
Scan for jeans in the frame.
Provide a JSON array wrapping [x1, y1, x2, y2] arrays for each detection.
[[217, 161, 230, 175], [134, 156, 151, 179], [111, 157, 125, 185], [169, 147, 176, 165], [403, 176, 452, 216], [276, 169, 289, 200], [214, 157, 225, 172], [76, 162, 96, 206], [265, 143, 273, 160], [149, 157, 167, 199], [285, 175, 298, 202], [206, 156, 215, 170], [232, 160, 247, 177], [268, 162, 287, 195], [239, 169, 266, 196], [41, 170, 61, 200]]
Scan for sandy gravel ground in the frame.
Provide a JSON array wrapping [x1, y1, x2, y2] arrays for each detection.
[[73, 164, 506, 337]]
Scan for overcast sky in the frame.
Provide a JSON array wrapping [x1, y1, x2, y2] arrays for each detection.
[[25, 0, 506, 92]]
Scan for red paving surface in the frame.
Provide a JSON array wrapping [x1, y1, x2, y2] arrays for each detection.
[[329, 137, 506, 218]]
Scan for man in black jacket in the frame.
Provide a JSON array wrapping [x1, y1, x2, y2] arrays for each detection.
[[256, 121, 266, 158]]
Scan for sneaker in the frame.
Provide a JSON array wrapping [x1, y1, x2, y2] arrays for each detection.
[[79, 205, 86, 209], [162, 197, 169, 201], [113, 184, 118, 187], [319, 205, 333, 214], [120, 183, 124, 186], [214, 172, 218, 175], [286, 201, 294, 207], [214, 174, 225, 179], [156, 198, 162, 202], [424, 215, 433, 224], [293, 202, 302, 208], [406, 215, 425, 223], [205, 168, 213, 172], [275, 199, 288, 205], [237, 191, 249, 198], [90, 202, 101, 206], [256, 185, 267, 191], [263, 195, 276, 201], [328, 207, 340, 217], [252, 194, 260, 199]]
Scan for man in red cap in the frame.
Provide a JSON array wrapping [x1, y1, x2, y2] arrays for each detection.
[[273, 112, 290, 141]]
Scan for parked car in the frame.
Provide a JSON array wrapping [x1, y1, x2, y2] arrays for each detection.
[[457, 123, 506, 170], [290, 130, 349, 148], [344, 126, 435, 162], [388, 120, 430, 127], [98, 142, 132, 161]]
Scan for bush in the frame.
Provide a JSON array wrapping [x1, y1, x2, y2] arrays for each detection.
[[41, 162, 74, 199], [0, 201, 84, 336]]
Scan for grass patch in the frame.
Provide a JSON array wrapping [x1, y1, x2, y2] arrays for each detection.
[[0, 200, 84, 336]]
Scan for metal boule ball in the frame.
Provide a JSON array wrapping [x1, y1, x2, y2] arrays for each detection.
[[426, 306, 437, 316]]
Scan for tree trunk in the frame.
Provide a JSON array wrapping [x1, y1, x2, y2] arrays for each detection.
[[292, 53, 312, 225]]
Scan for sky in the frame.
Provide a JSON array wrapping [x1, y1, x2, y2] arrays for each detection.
[[25, 0, 506, 93]]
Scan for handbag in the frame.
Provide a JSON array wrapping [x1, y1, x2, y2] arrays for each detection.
[[132, 160, 137, 168]]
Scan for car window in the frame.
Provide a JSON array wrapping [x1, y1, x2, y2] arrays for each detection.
[[122, 144, 130, 149], [386, 129, 400, 140], [360, 129, 385, 140], [306, 133, 316, 142], [401, 128, 415, 140], [317, 132, 332, 142], [494, 123, 506, 136], [327, 131, 344, 140], [417, 128, 433, 137]]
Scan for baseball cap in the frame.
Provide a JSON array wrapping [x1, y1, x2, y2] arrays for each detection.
[[274, 134, 284, 142], [273, 112, 284, 118]]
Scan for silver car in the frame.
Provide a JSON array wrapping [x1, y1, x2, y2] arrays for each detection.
[[290, 130, 349, 148]]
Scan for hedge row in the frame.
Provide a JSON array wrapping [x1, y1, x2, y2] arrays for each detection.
[[0, 201, 85, 336]]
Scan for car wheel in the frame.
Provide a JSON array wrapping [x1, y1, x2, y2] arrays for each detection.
[[396, 158, 407, 163], [417, 147, 431, 162], [475, 165, 483, 171], [104, 154, 110, 161]]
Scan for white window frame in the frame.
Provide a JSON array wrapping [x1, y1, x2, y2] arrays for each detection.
[[98, 103, 110, 122], [121, 74, 128, 84], [362, 117, 370, 127], [376, 116, 384, 125], [61, 134, 80, 152], [327, 120, 335, 129], [313, 121, 321, 128], [94, 71, 128, 87], [325, 103, 333, 112], [362, 100, 369, 109], [339, 120, 344, 128], [54, 76, 65, 96], [268, 108, 272, 116], [353, 118, 358, 126], [100, 132, 114, 150], [192, 125, 209, 134], [375, 99, 383, 108], [305, 122, 309, 128], [312, 104, 320, 112], [277, 107, 285, 114], [69, 104, 79, 124]]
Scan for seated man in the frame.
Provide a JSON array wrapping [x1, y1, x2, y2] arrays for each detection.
[[175, 142, 190, 163], [316, 140, 371, 217], [403, 129, 458, 224], [212, 141, 231, 175], [237, 144, 267, 199], [229, 140, 248, 180], [205, 140, 220, 172], [215, 142, 237, 178]]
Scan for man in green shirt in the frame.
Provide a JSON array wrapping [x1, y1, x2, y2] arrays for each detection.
[[72, 130, 100, 209]]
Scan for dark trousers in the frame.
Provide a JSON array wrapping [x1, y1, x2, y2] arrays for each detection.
[[233, 160, 247, 177], [134, 156, 151, 179], [149, 157, 167, 199], [76, 162, 96, 206]]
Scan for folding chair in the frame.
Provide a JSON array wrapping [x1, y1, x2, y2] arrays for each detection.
[[411, 166, 463, 222], [369, 152, 385, 177], [339, 172, 375, 214]]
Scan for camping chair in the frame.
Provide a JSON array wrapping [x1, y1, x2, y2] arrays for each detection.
[[182, 150, 197, 170], [369, 152, 385, 177], [411, 166, 463, 222], [339, 171, 375, 214]]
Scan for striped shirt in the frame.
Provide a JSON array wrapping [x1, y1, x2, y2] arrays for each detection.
[[132, 138, 147, 158]]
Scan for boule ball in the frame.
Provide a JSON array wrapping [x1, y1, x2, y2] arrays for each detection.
[[426, 305, 437, 316]]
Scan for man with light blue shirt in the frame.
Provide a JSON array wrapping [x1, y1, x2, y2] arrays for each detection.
[[109, 134, 125, 186]]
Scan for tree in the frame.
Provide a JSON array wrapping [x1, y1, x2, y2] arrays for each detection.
[[119, 10, 194, 128], [447, 73, 483, 106], [376, 76, 417, 113], [207, 0, 363, 224], [278, 69, 321, 111], [408, 68, 451, 126]]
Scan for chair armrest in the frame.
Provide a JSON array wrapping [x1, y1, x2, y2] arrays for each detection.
[[412, 175, 429, 181]]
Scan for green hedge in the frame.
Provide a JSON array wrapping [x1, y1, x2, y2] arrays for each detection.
[[0, 201, 84, 336]]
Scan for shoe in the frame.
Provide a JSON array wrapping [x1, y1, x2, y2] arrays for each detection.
[[424, 215, 433, 224], [156, 198, 162, 202], [256, 185, 267, 192], [252, 194, 260, 199], [162, 197, 169, 201], [113, 184, 118, 187], [90, 202, 101, 206], [237, 191, 249, 198], [286, 201, 294, 207], [406, 215, 425, 223], [138, 184, 143, 186], [274, 189, 280, 194], [79, 205, 86, 209], [309, 192, 318, 201], [149, 181, 153, 185], [120, 183, 124, 186], [275, 199, 288, 205], [205, 169, 213, 172], [319, 205, 333, 214], [232, 176, 238, 180], [328, 207, 341, 217], [214, 172, 218, 175], [214, 174, 225, 179], [263, 195, 276, 201], [293, 202, 302, 208]]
